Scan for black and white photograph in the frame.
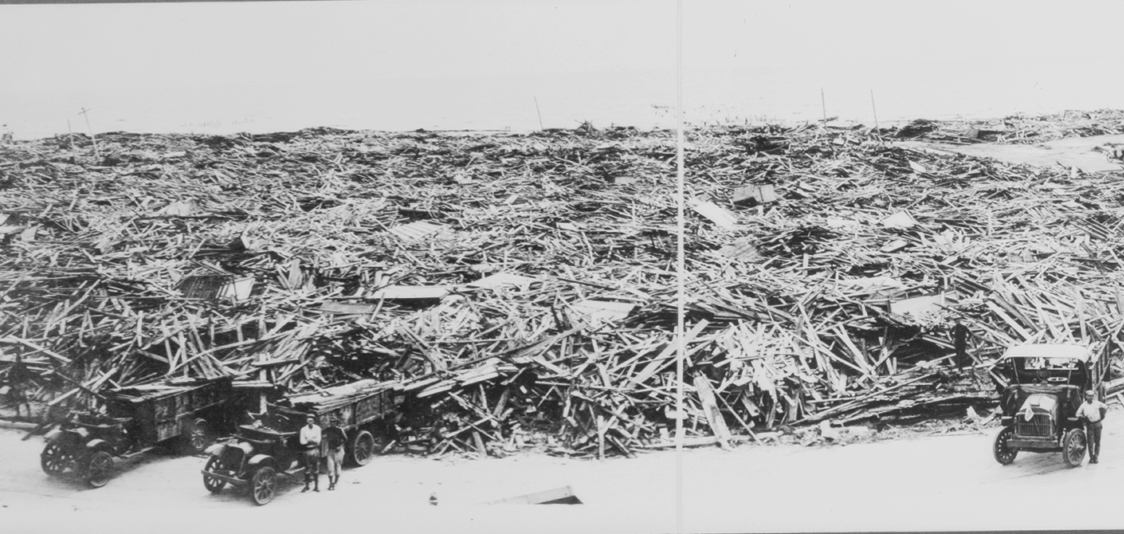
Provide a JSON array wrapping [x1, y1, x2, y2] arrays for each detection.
[[2, 1, 1124, 533]]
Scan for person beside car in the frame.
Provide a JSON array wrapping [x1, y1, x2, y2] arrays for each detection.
[[322, 416, 347, 491], [299, 414, 322, 491], [1077, 390, 1108, 464]]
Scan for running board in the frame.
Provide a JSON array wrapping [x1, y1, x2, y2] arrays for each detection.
[[119, 447, 155, 460]]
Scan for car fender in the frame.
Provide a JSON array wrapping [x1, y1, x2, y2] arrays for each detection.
[[247, 454, 278, 470], [46, 428, 81, 445], [85, 439, 114, 454], [204, 443, 226, 456]]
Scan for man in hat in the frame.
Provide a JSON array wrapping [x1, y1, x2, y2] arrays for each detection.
[[298, 414, 322, 492], [321, 415, 347, 491], [1076, 389, 1108, 464]]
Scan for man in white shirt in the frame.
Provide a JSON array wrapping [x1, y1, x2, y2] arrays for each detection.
[[299, 414, 322, 492], [1076, 390, 1108, 464]]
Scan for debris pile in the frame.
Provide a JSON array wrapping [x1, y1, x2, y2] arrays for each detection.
[[2, 115, 1124, 457]]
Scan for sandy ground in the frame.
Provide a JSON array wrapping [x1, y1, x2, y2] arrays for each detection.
[[0, 415, 1122, 534]]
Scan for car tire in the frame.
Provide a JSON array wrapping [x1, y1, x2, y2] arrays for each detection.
[[350, 430, 375, 467], [83, 451, 114, 489], [41, 441, 74, 477], [251, 466, 277, 506], [203, 456, 228, 494], [184, 418, 211, 454], [993, 427, 1017, 465], [1063, 428, 1087, 467]]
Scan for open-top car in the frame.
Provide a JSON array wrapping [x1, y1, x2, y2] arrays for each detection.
[[201, 379, 401, 505], [991, 343, 1108, 467]]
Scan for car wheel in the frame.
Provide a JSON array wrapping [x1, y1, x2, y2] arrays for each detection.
[[41, 441, 74, 476], [203, 456, 228, 494], [993, 427, 1017, 465], [350, 430, 375, 467], [83, 451, 114, 488], [1063, 428, 1087, 467], [184, 418, 211, 454], [251, 467, 277, 506]]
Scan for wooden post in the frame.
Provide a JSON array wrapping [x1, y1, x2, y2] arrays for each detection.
[[472, 430, 487, 458]]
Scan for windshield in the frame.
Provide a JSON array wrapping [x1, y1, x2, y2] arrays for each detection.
[[1023, 357, 1079, 371], [1003, 356, 1086, 386]]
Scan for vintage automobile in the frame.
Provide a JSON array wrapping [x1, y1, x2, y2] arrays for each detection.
[[40, 378, 240, 488], [201, 379, 402, 505], [991, 344, 1108, 467]]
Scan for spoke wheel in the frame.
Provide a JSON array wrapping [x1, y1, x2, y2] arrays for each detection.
[[84, 451, 114, 488], [203, 456, 228, 493], [993, 427, 1018, 465], [41, 441, 74, 477], [350, 430, 375, 467], [186, 418, 211, 454], [1063, 428, 1087, 467], [251, 467, 277, 506]]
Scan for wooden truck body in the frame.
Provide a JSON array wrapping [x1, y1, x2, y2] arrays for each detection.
[[40, 378, 242, 488]]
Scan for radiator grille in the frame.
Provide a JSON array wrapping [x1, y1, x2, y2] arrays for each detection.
[[1016, 414, 1054, 437]]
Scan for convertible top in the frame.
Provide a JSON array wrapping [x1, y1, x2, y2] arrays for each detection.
[[1001, 344, 1090, 361]]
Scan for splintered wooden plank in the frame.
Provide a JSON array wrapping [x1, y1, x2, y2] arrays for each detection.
[[693, 375, 732, 449], [687, 198, 739, 230], [881, 211, 917, 229], [985, 300, 1032, 341], [368, 285, 449, 301], [466, 272, 539, 290], [630, 319, 710, 386], [318, 302, 377, 315], [389, 221, 446, 242], [486, 486, 581, 505], [889, 294, 945, 318], [732, 184, 777, 206], [569, 300, 635, 324], [718, 237, 762, 262]]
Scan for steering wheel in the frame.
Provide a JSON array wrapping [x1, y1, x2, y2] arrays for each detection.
[[1047, 376, 1067, 384]]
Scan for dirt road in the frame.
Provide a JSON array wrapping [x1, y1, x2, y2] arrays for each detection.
[[1, 415, 1121, 534]]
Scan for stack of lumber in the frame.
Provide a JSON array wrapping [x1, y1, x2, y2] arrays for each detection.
[[2, 113, 1124, 456]]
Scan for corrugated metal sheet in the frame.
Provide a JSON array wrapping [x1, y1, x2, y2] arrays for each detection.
[[687, 199, 738, 230], [368, 285, 449, 301], [569, 300, 635, 324], [467, 272, 539, 290], [389, 221, 446, 242]]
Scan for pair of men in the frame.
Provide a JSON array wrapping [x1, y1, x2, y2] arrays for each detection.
[[298, 414, 348, 492]]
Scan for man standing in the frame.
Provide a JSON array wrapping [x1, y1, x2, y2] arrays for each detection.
[[299, 414, 322, 492], [1077, 390, 1108, 464], [322, 416, 347, 491]]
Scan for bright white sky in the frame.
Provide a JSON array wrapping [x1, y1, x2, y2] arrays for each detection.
[[0, 0, 1122, 135]]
